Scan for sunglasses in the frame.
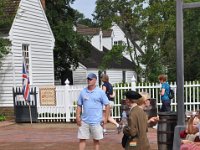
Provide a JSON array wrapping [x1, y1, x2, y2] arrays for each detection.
[[87, 78, 93, 81]]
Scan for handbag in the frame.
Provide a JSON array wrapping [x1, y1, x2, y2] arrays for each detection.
[[121, 134, 129, 148]]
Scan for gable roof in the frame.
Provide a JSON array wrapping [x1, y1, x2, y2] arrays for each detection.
[[0, 0, 20, 34], [76, 24, 113, 38], [79, 45, 134, 70], [102, 29, 112, 37], [76, 24, 100, 36]]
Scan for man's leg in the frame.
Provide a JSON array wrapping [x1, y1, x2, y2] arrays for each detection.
[[90, 123, 103, 149], [78, 121, 90, 150], [93, 139, 100, 150], [79, 139, 86, 150]]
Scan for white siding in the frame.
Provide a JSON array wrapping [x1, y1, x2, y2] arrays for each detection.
[[0, 0, 55, 106], [91, 35, 102, 51], [126, 71, 136, 83], [72, 66, 100, 85], [111, 25, 127, 44], [102, 37, 112, 50], [106, 70, 123, 84], [73, 64, 87, 85]]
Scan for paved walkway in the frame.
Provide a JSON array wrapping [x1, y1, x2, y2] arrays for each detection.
[[0, 121, 158, 150]]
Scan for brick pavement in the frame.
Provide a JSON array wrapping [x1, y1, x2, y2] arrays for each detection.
[[0, 121, 158, 150]]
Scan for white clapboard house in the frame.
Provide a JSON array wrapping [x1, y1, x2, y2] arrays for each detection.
[[0, 0, 55, 107], [72, 24, 136, 85]]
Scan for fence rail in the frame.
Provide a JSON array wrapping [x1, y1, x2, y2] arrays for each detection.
[[15, 81, 200, 122]]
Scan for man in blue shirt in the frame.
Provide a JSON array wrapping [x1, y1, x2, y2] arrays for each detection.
[[158, 74, 171, 112], [76, 73, 110, 150]]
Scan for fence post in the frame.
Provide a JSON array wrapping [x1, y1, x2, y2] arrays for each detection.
[[131, 75, 136, 91], [65, 79, 70, 122]]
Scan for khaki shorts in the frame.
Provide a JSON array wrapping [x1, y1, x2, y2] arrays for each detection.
[[78, 121, 103, 140], [103, 101, 114, 110]]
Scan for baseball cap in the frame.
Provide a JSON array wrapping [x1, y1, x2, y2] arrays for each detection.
[[87, 73, 97, 80]]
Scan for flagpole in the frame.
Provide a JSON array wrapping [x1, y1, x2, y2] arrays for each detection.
[[28, 101, 32, 124], [22, 59, 32, 124]]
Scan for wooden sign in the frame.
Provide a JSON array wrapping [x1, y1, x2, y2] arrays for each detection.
[[39, 86, 56, 106]]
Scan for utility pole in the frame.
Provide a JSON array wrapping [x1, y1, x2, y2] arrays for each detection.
[[173, 1, 200, 149]]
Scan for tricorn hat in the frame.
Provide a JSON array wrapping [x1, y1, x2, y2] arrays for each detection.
[[124, 90, 142, 100]]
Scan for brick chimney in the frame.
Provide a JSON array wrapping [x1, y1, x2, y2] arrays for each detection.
[[40, 0, 45, 11]]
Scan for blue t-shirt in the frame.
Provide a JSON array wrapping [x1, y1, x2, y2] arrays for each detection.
[[77, 87, 109, 125], [161, 82, 170, 101]]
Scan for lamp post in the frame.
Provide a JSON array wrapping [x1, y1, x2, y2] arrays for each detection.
[[173, 1, 200, 149]]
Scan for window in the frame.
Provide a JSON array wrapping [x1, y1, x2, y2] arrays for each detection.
[[114, 40, 123, 45], [22, 44, 29, 74]]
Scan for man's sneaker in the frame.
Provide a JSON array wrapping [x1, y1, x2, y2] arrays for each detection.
[[117, 125, 122, 134]]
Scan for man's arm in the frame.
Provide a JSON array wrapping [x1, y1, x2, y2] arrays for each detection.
[[76, 105, 82, 126]]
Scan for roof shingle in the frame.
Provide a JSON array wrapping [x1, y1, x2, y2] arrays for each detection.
[[80, 46, 134, 70], [0, 0, 20, 34]]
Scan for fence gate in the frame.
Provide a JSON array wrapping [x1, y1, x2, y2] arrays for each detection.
[[13, 87, 38, 123]]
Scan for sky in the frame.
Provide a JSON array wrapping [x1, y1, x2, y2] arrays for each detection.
[[71, 0, 96, 19]]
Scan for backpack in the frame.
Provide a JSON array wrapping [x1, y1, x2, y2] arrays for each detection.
[[168, 88, 174, 99]]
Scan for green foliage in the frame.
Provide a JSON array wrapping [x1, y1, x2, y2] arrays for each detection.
[[99, 45, 125, 71], [184, 8, 200, 80], [94, 0, 147, 81], [0, 0, 15, 30], [0, 0, 14, 67], [0, 114, 6, 121], [95, 0, 200, 82], [46, 0, 91, 83], [0, 39, 11, 66], [141, 0, 176, 82]]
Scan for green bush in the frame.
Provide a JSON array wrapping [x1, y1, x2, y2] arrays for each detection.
[[0, 114, 6, 121]]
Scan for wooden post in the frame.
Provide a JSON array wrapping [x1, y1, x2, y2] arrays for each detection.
[[28, 102, 32, 124], [65, 79, 70, 122], [131, 75, 136, 91]]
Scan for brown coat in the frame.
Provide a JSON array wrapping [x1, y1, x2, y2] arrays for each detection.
[[123, 105, 150, 150]]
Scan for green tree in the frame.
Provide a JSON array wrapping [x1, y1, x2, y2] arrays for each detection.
[[94, 0, 178, 82], [0, 0, 13, 67], [184, 7, 200, 80], [94, 0, 146, 81], [46, 0, 91, 84], [94, 0, 200, 82], [142, 0, 176, 82]]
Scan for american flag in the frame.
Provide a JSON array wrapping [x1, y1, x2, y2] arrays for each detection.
[[22, 61, 30, 102]]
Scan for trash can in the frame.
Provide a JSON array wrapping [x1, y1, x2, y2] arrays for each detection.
[[157, 111, 177, 150], [14, 101, 38, 123], [13, 87, 38, 123]]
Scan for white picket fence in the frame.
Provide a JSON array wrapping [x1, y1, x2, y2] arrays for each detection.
[[36, 80, 200, 122]]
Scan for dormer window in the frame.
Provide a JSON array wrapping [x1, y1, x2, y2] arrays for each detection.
[[114, 40, 123, 45]]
